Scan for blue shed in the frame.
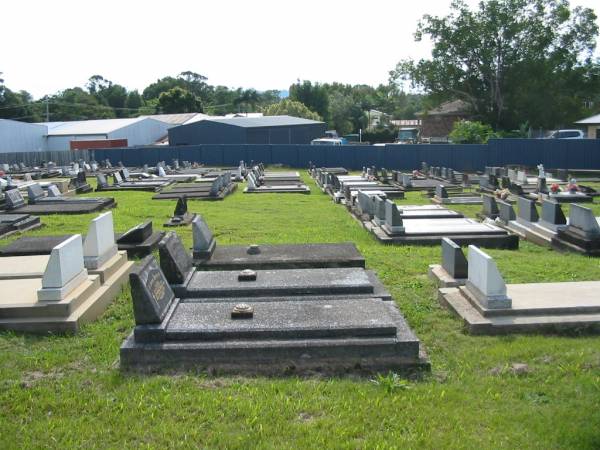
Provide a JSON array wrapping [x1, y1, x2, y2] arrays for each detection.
[[168, 115, 326, 145]]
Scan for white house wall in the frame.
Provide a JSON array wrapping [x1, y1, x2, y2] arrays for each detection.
[[0, 120, 47, 152]]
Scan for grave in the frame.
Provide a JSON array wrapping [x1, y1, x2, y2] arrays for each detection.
[[116, 221, 165, 258], [438, 245, 600, 334], [0, 213, 42, 239], [74, 171, 92, 193], [164, 196, 196, 227], [551, 204, 600, 256], [243, 172, 310, 194], [186, 216, 365, 269], [0, 233, 131, 333], [432, 185, 482, 205], [368, 200, 518, 248], [153, 173, 238, 200], [2, 187, 115, 215], [428, 238, 468, 287], [95, 173, 169, 192], [478, 194, 500, 220], [120, 255, 430, 374]]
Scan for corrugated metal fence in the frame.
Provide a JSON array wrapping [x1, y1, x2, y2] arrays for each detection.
[[0, 150, 91, 166], [1, 140, 599, 171]]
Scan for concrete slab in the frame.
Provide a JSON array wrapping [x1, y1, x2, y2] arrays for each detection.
[[0, 255, 50, 279]]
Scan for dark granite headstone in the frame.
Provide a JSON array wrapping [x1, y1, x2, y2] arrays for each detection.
[[435, 185, 448, 198], [497, 200, 516, 223], [174, 196, 188, 217], [158, 232, 194, 285], [517, 197, 539, 223], [4, 189, 25, 209], [441, 238, 467, 279], [76, 171, 87, 186], [117, 221, 153, 244], [27, 183, 45, 203], [482, 194, 499, 218], [537, 177, 548, 194], [96, 174, 109, 188], [541, 199, 566, 225], [130, 256, 175, 325]]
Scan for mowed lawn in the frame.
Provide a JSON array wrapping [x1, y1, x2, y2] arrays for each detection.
[[1, 171, 600, 449]]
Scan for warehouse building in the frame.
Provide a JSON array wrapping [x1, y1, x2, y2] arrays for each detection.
[[0, 119, 47, 152], [44, 117, 170, 151], [168, 115, 326, 145]]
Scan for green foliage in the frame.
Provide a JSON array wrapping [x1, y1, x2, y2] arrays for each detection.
[[263, 99, 321, 120], [392, 0, 600, 130], [371, 372, 412, 394], [362, 128, 398, 144], [157, 87, 202, 114], [289, 80, 330, 122], [449, 120, 497, 144]]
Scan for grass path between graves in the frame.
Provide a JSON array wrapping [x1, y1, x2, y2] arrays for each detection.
[[1, 172, 600, 449]]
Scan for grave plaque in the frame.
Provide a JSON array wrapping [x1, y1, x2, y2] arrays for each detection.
[[27, 183, 45, 202], [5, 189, 25, 209], [130, 256, 175, 325]]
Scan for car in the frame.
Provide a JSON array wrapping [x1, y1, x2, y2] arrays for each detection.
[[546, 129, 585, 139], [310, 138, 347, 146]]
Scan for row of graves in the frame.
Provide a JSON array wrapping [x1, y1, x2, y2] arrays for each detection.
[[479, 164, 597, 204], [312, 166, 405, 204], [428, 238, 600, 334], [245, 163, 309, 194], [0, 212, 133, 333], [120, 215, 429, 374], [480, 194, 600, 256]]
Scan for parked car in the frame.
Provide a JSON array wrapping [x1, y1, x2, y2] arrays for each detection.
[[546, 129, 585, 139], [310, 138, 347, 146]]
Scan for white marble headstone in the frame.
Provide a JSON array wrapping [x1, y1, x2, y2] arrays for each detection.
[[569, 204, 600, 236], [158, 166, 167, 177], [466, 245, 511, 309], [38, 235, 88, 301], [48, 185, 62, 197], [83, 212, 118, 269]]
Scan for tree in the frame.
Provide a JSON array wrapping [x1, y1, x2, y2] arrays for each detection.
[[143, 76, 186, 100], [263, 99, 322, 120], [289, 80, 330, 121], [449, 120, 497, 144], [47, 87, 115, 121], [391, 0, 600, 130], [157, 87, 202, 114]]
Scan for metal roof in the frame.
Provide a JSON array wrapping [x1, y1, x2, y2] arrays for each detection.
[[39, 117, 148, 136], [205, 115, 324, 128], [575, 113, 600, 124], [140, 113, 210, 125]]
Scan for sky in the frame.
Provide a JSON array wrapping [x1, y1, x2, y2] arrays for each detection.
[[1, 0, 599, 99]]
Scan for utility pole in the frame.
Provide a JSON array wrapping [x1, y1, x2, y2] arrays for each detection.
[[45, 98, 49, 122]]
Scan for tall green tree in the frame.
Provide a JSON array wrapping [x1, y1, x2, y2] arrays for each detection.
[[289, 80, 330, 121], [157, 87, 202, 114], [391, 0, 600, 130], [263, 99, 322, 121]]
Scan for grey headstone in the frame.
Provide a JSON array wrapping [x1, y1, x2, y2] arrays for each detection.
[[48, 185, 61, 197], [192, 216, 216, 259], [121, 167, 130, 179], [441, 238, 467, 279], [537, 177, 547, 194], [517, 197, 539, 223], [130, 256, 175, 325], [435, 185, 448, 198], [541, 199, 566, 226], [401, 174, 412, 188], [482, 195, 499, 218], [373, 196, 386, 225], [497, 200, 516, 223], [384, 200, 404, 233], [357, 191, 373, 216], [159, 232, 194, 285], [27, 183, 45, 202], [96, 174, 109, 188], [568, 204, 600, 236], [113, 171, 123, 184], [5, 189, 25, 209]]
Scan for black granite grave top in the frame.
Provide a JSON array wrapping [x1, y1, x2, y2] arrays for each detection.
[[165, 298, 398, 340], [199, 243, 365, 270], [182, 267, 374, 298], [1, 201, 115, 215]]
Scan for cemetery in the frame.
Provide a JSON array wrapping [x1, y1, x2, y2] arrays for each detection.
[[1, 160, 599, 448]]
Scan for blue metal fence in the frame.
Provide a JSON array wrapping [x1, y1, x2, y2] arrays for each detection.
[[3, 140, 599, 171]]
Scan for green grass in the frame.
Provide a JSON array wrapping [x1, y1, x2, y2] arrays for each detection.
[[1, 173, 600, 449]]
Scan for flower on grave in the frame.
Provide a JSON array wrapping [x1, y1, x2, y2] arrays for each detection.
[[567, 178, 579, 193], [550, 183, 560, 193]]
